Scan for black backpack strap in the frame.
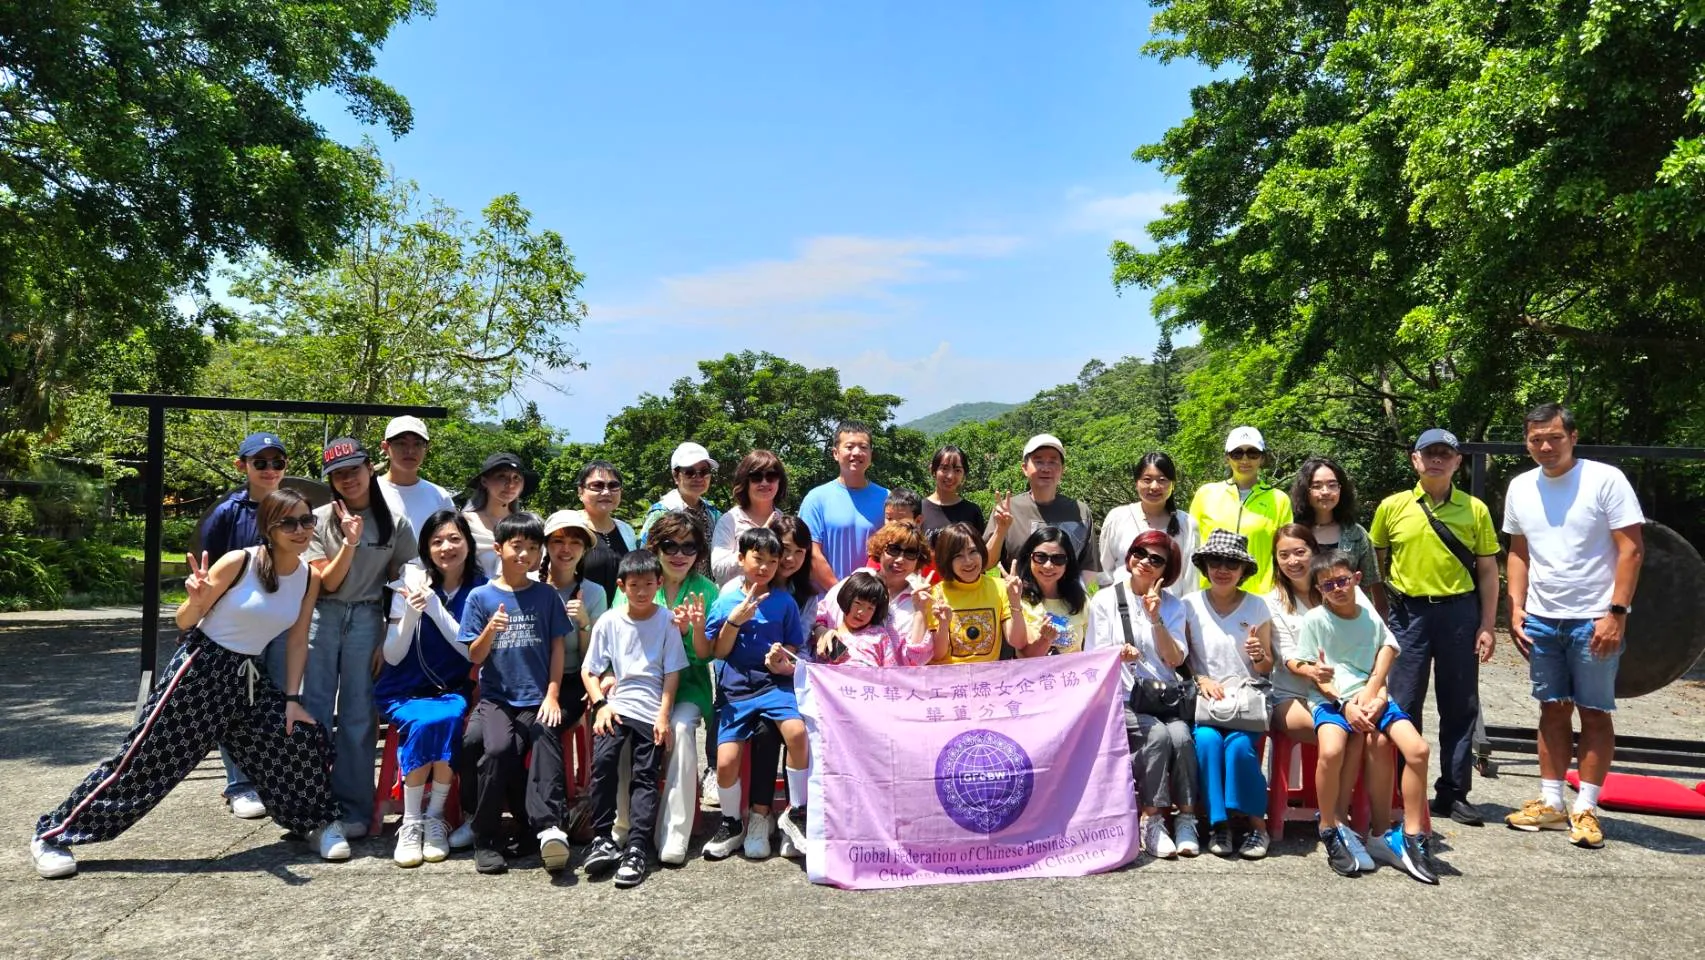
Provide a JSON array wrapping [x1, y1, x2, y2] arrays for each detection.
[[1415, 493, 1477, 579], [1113, 583, 1137, 647]]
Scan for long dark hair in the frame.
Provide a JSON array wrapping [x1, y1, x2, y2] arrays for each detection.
[[418, 509, 480, 592], [330, 464, 395, 547], [1016, 525, 1087, 615], [767, 513, 816, 609], [1271, 522, 1322, 614], [1134, 452, 1181, 537], [1289, 457, 1357, 528], [256, 489, 311, 593]]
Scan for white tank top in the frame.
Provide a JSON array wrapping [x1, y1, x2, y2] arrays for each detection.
[[198, 547, 309, 655]]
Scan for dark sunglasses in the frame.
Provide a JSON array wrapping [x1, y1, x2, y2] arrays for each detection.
[[677, 467, 713, 479], [247, 457, 287, 471], [1228, 448, 1262, 460], [749, 469, 784, 484], [582, 480, 622, 493], [1129, 550, 1168, 569], [654, 539, 699, 557], [1204, 557, 1246, 569], [1318, 575, 1356, 592], [882, 544, 922, 561], [273, 514, 318, 533], [1029, 552, 1070, 568]]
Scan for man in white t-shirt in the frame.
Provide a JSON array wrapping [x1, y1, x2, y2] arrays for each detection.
[[1501, 403, 1644, 849], [378, 416, 454, 531]]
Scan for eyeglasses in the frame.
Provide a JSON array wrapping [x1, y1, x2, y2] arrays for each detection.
[[1129, 550, 1168, 569], [654, 539, 699, 557], [1318, 575, 1355, 592], [749, 470, 784, 484], [582, 480, 622, 493], [247, 457, 287, 471], [273, 514, 318, 533], [677, 467, 713, 479], [1228, 448, 1262, 460], [1309, 481, 1341, 492], [1029, 552, 1070, 567], [882, 545, 922, 561]]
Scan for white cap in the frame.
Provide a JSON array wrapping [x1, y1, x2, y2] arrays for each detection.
[[1224, 426, 1265, 453], [670, 441, 718, 471], [1022, 434, 1066, 460], [384, 415, 430, 442], [543, 509, 597, 543]]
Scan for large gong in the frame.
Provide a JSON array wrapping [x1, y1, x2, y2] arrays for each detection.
[[188, 477, 333, 556], [1618, 520, 1705, 698]]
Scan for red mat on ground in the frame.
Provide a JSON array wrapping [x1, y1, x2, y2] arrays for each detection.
[[1565, 770, 1705, 818]]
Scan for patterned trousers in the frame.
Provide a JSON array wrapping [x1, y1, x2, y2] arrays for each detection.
[[36, 631, 340, 846]]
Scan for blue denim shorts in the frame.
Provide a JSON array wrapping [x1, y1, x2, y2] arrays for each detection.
[[1527, 615, 1619, 713], [1313, 698, 1411, 734], [716, 686, 801, 745]]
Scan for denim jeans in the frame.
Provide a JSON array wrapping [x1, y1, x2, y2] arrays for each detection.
[[220, 629, 289, 797], [302, 599, 384, 824]]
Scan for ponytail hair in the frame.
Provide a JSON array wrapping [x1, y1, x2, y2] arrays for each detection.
[[255, 489, 312, 593]]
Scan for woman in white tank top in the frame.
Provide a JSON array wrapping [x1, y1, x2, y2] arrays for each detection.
[[30, 490, 352, 879]]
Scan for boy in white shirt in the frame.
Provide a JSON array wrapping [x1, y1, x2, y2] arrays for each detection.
[[377, 416, 454, 531]]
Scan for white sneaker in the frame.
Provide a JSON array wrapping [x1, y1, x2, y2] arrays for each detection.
[[448, 821, 475, 850], [1174, 817, 1201, 857], [538, 826, 571, 873], [778, 830, 799, 859], [393, 819, 425, 868], [310, 821, 350, 861], [701, 768, 721, 809], [338, 819, 369, 840], [744, 811, 773, 859], [660, 841, 689, 866], [421, 817, 450, 863], [1142, 813, 1177, 859], [30, 838, 76, 879], [227, 788, 267, 820]]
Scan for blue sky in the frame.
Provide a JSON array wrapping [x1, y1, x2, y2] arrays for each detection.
[[308, 2, 1204, 441]]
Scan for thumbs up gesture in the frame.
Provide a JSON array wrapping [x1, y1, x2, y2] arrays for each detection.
[[1242, 623, 1266, 664], [489, 602, 509, 635]]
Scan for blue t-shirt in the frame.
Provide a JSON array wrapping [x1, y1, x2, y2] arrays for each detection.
[[376, 573, 485, 702], [199, 488, 263, 559], [707, 582, 805, 700], [459, 580, 572, 708], [799, 479, 889, 581]]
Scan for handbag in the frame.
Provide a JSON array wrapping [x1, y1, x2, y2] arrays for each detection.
[[1193, 675, 1272, 732], [1114, 583, 1195, 722]]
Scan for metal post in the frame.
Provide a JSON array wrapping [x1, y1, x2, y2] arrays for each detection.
[[137, 403, 165, 719], [1470, 451, 1486, 501]]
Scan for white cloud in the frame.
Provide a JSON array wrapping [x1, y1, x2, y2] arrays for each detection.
[[1063, 187, 1177, 243]]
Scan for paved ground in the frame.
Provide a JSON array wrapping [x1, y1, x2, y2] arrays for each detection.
[[4, 616, 1705, 960]]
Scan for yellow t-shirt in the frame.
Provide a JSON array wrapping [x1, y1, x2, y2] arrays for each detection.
[[1020, 597, 1087, 654], [1368, 483, 1499, 598], [928, 574, 1010, 664]]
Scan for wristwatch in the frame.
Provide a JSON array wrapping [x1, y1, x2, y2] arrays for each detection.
[[284, 694, 302, 704], [1610, 603, 1632, 616]]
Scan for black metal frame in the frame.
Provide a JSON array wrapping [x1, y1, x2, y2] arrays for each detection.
[[110, 394, 445, 714], [1461, 441, 1705, 500]]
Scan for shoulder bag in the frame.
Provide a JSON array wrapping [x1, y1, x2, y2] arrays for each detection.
[[1193, 675, 1271, 732], [1115, 583, 1195, 722]]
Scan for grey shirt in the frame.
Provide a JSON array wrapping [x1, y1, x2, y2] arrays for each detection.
[[999, 491, 1099, 573], [306, 501, 417, 604]]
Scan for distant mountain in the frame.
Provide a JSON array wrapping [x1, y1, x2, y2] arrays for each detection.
[[902, 401, 1018, 435]]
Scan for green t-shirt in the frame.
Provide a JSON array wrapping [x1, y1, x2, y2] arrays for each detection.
[[613, 572, 717, 717], [1293, 604, 1400, 705], [1368, 483, 1498, 598]]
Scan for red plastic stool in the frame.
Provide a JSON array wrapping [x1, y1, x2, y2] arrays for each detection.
[[1266, 729, 1318, 842], [370, 725, 465, 836]]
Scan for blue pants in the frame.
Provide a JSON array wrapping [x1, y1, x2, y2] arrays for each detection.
[[1387, 593, 1480, 802], [303, 599, 384, 825], [1194, 726, 1266, 825], [378, 691, 470, 775], [220, 629, 288, 796]]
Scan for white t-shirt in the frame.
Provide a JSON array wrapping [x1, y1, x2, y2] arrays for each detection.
[[1096, 505, 1200, 597], [1084, 582, 1189, 689], [379, 475, 456, 534], [582, 604, 689, 727], [1182, 590, 1272, 681], [1502, 459, 1643, 619]]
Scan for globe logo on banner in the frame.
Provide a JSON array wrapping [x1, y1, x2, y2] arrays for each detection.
[[935, 729, 1035, 834]]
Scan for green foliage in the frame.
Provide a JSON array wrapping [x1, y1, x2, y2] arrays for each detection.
[[99, 517, 201, 555], [901, 402, 1019, 436], [0, 0, 435, 460], [0, 536, 134, 611]]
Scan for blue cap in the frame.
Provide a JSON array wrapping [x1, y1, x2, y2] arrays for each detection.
[[238, 432, 286, 459], [1414, 428, 1460, 452]]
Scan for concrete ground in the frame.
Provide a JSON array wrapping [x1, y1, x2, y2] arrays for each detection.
[[3, 613, 1704, 960]]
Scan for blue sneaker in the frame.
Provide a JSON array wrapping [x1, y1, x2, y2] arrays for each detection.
[[1382, 825, 1438, 885], [1338, 825, 1376, 874]]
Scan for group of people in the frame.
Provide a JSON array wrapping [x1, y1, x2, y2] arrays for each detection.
[[30, 405, 1644, 890]]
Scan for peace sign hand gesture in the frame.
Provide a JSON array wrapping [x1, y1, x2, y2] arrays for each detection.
[[991, 490, 1014, 531], [730, 587, 768, 626], [184, 551, 215, 608], [1140, 581, 1162, 623], [1000, 561, 1023, 604], [672, 594, 707, 636], [333, 501, 363, 547]]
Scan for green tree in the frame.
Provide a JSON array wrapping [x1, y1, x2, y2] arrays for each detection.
[[1, 0, 434, 461], [1151, 326, 1181, 442]]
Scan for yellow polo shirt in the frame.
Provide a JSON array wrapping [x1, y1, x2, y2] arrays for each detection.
[[1368, 482, 1499, 598], [1188, 479, 1293, 594]]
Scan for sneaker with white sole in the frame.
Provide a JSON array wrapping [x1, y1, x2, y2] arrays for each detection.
[[338, 820, 369, 841], [777, 806, 807, 856], [702, 816, 745, 860], [1174, 817, 1200, 857], [422, 818, 450, 863], [581, 836, 622, 876], [449, 821, 475, 850], [1338, 825, 1376, 873], [309, 821, 351, 861], [1383, 826, 1438, 884], [1320, 827, 1358, 877], [1239, 828, 1269, 859], [701, 768, 721, 809], [538, 826, 571, 872], [777, 830, 799, 859], [1207, 823, 1233, 856], [743, 811, 773, 860], [227, 787, 267, 820], [393, 819, 426, 868], [1142, 813, 1177, 859], [660, 841, 689, 866], [30, 837, 76, 879], [613, 846, 649, 888]]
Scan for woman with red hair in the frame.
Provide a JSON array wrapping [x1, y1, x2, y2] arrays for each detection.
[[1084, 528, 1200, 860]]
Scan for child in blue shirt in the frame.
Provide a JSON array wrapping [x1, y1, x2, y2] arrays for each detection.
[[702, 527, 810, 861], [1293, 551, 1437, 884], [457, 512, 573, 876]]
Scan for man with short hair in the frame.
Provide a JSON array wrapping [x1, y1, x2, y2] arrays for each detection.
[[998, 434, 1098, 589], [377, 416, 453, 531], [1369, 428, 1500, 826], [640, 441, 723, 578], [801, 421, 889, 591], [1502, 403, 1643, 848]]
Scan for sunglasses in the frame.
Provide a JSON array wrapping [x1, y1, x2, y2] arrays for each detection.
[[1029, 552, 1070, 567], [582, 480, 622, 493], [654, 539, 699, 557], [882, 544, 923, 561], [1228, 448, 1262, 460], [1129, 550, 1168, 569], [1204, 557, 1246, 570], [273, 514, 318, 533], [677, 467, 713, 479], [246, 457, 287, 471], [749, 470, 784, 484], [1318, 575, 1356, 592]]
